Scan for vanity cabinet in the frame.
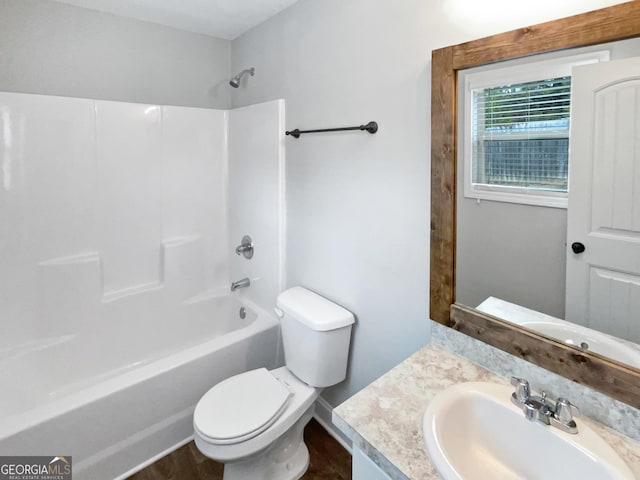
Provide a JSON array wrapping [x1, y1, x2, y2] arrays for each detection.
[[352, 447, 393, 480]]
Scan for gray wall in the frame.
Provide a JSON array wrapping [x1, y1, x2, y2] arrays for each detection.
[[229, 0, 629, 409], [457, 198, 568, 317], [231, 1, 435, 408], [0, 0, 231, 108]]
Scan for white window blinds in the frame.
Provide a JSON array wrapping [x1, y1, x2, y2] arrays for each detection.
[[471, 76, 571, 192]]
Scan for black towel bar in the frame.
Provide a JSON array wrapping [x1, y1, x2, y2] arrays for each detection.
[[286, 121, 378, 138]]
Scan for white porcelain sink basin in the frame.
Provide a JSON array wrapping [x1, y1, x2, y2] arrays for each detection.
[[423, 382, 634, 480]]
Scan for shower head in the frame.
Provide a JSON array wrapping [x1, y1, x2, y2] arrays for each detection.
[[229, 67, 255, 88]]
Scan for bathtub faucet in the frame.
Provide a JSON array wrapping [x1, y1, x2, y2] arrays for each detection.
[[231, 277, 250, 291]]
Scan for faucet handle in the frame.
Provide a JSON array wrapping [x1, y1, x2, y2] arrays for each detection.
[[550, 397, 579, 434], [235, 235, 254, 259], [554, 397, 580, 424], [510, 377, 530, 403]]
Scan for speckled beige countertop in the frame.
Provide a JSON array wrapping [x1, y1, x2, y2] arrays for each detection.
[[332, 345, 640, 480]]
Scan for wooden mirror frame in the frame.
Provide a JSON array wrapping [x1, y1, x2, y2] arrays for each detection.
[[430, 2, 640, 409]]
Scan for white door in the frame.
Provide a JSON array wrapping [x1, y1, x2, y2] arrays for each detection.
[[566, 57, 640, 343]]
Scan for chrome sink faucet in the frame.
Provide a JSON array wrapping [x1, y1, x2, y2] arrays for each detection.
[[510, 377, 579, 434]]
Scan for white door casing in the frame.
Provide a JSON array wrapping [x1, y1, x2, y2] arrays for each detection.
[[566, 57, 640, 343]]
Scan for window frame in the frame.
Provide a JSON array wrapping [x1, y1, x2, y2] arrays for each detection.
[[462, 51, 610, 209]]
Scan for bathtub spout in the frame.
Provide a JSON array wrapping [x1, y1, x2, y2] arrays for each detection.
[[231, 277, 250, 291]]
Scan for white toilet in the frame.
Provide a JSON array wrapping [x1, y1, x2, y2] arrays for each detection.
[[193, 286, 355, 480]]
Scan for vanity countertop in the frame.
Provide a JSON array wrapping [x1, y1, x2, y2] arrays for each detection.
[[332, 344, 640, 480]]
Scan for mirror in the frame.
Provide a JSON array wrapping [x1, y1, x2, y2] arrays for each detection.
[[456, 38, 640, 370], [430, 2, 640, 409]]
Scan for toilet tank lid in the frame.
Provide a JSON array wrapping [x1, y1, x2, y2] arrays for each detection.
[[276, 287, 354, 331]]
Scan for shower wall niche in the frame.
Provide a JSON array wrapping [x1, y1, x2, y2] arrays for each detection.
[[0, 93, 284, 351]]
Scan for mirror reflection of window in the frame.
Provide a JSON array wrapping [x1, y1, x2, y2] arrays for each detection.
[[462, 51, 608, 208], [473, 77, 570, 191]]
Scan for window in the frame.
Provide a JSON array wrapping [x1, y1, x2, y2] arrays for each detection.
[[462, 51, 609, 208]]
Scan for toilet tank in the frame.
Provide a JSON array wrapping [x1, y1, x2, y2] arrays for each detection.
[[276, 287, 355, 388]]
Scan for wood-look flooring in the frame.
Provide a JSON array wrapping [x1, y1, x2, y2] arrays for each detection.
[[128, 419, 351, 480]]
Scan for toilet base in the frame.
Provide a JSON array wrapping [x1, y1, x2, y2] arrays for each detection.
[[222, 406, 315, 480]]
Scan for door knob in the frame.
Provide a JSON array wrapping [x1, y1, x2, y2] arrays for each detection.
[[571, 242, 586, 254]]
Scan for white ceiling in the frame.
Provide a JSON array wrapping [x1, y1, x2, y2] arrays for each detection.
[[50, 0, 299, 40]]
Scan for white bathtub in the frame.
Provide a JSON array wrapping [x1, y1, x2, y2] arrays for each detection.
[[0, 295, 280, 480]]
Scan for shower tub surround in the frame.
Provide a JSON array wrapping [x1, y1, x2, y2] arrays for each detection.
[[0, 93, 285, 479]]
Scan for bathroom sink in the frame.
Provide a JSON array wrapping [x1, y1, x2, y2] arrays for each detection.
[[422, 382, 634, 480]]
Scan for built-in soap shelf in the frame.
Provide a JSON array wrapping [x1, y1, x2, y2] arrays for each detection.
[[37, 235, 214, 306], [101, 282, 164, 303], [38, 252, 101, 267]]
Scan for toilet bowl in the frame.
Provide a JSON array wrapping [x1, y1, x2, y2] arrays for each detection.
[[194, 367, 320, 479], [193, 286, 354, 480]]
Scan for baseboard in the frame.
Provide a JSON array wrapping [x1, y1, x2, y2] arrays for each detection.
[[313, 396, 352, 454]]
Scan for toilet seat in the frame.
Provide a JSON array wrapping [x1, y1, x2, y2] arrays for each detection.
[[194, 366, 320, 463], [194, 368, 292, 445]]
